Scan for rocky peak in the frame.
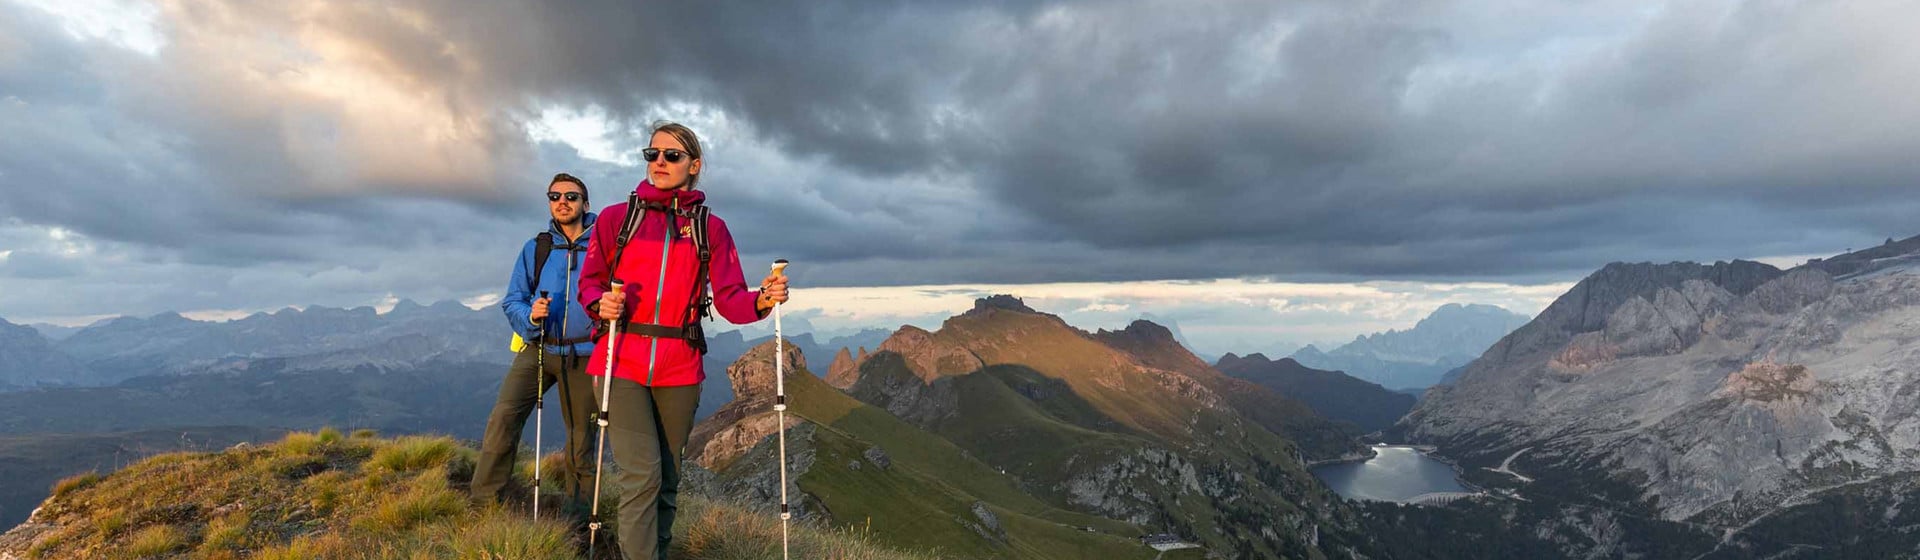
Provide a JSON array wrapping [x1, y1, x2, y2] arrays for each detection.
[[727, 340, 810, 403], [1093, 320, 1188, 359], [1567, 260, 1782, 331], [970, 294, 1037, 314], [874, 325, 982, 381], [689, 341, 809, 471], [1094, 319, 1216, 379], [1105, 320, 1177, 345], [387, 298, 427, 314], [826, 347, 858, 390]]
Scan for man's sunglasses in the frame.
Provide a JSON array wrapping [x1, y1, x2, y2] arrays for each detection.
[[547, 191, 583, 202], [641, 148, 692, 164]]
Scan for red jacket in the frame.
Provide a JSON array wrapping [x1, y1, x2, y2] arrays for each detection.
[[578, 183, 766, 386]]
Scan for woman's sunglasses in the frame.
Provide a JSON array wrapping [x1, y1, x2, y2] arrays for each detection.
[[641, 148, 691, 164], [547, 191, 583, 202]]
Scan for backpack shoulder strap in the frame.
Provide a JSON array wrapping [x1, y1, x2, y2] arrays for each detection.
[[678, 205, 715, 354], [530, 231, 554, 294], [616, 193, 644, 249]]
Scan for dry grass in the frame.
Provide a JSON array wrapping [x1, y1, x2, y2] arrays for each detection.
[[197, 511, 249, 553], [8, 429, 939, 560], [673, 495, 943, 560], [123, 524, 187, 557], [368, 435, 461, 473], [49, 471, 101, 499]]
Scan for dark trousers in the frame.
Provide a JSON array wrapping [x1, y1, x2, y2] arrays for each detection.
[[472, 348, 597, 504], [608, 379, 702, 560]]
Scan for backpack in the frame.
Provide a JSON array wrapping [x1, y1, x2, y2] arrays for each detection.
[[602, 193, 714, 354]]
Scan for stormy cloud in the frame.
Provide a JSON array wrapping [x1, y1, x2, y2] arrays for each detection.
[[0, 0, 1915, 325]]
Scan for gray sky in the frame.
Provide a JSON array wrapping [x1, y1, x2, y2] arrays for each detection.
[[0, 0, 1913, 349]]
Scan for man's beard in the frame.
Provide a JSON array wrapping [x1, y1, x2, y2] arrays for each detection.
[[552, 211, 581, 225]]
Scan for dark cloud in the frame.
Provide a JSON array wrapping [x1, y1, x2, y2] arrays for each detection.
[[1, 0, 1917, 324]]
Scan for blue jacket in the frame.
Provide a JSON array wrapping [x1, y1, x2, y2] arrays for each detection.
[[502, 212, 597, 356]]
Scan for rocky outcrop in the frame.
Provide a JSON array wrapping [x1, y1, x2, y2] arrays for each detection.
[[826, 347, 858, 389], [874, 325, 983, 382], [1093, 320, 1212, 375], [686, 423, 824, 521], [970, 294, 1037, 314], [686, 341, 808, 471]]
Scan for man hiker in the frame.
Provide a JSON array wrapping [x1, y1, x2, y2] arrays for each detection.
[[471, 173, 601, 511]]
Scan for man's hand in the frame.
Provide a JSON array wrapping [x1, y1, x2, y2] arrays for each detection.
[[529, 296, 551, 324]]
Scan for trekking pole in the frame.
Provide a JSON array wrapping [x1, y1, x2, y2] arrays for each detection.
[[770, 259, 791, 560], [532, 290, 548, 521], [588, 280, 625, 557]]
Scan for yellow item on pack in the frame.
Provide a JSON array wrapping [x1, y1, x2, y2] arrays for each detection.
[[510, 333, 527, 353]]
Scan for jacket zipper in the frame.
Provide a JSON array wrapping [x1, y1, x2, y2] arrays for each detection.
[[559, 240, 576, 357], [550, 220, 589, 357], [642, 200, 676, 385]]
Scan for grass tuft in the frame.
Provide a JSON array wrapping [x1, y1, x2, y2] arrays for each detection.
[[369, 435, 460, 472], [427, 508, 575, 558], [50, 471, 101, 498], [316, 426, 344, 444], [125, 524, 188, 557], [353, 468, 464, 532], [199, 511, 251, 552], [279, 431, 323, 456]]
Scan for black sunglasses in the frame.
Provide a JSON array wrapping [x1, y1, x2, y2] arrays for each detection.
[[546, 191, 583, 202], [641, 148, 692, 164]]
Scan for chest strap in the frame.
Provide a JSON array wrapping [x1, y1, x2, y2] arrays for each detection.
[[618, 320, 708, 354]]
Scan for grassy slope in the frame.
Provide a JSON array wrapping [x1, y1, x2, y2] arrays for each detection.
[[0, 427, 289, 531], [0, 429, 940, 560], [771, 365, 1155, 559]]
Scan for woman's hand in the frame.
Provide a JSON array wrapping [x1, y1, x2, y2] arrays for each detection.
[[758, 273, 789, 311], [598, 289, 625, 321]]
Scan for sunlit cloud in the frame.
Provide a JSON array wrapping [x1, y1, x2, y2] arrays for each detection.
[[9, 0, 165, 55]]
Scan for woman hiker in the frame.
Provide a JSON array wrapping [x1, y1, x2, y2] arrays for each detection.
[[577, 121, 790, 560]]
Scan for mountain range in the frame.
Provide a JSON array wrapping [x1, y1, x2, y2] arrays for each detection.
[[1290, 303, 1530, 390], [1401, 234, 1920, 557], [0, 318, 96, 390], [18, 230, 1916, 557], [1215, 353, 1414, 433], [686, 295, 1373, 557]]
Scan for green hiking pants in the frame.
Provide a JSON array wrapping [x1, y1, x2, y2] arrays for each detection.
[[607, 378, 701, 560], [472, 348, 597, 504]]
